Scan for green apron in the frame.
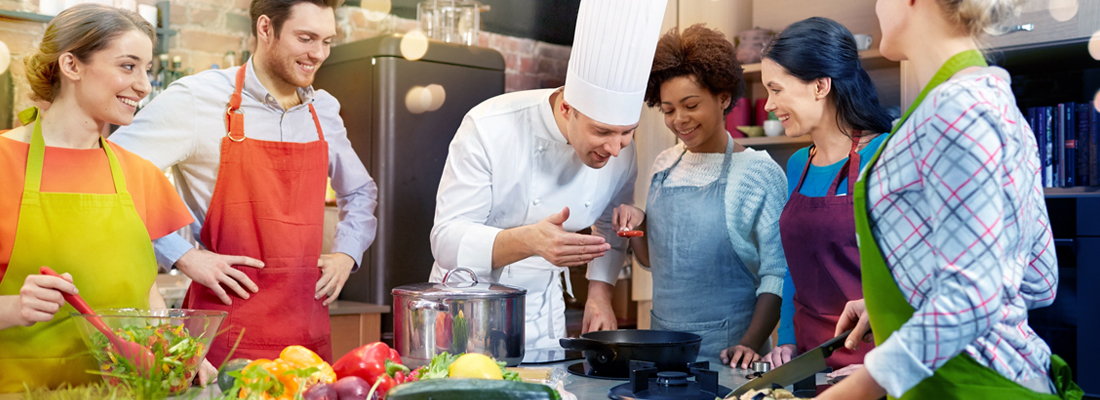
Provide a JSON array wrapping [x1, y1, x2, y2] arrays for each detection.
[[852, 50, 1084, 399], [0, 107, 154, 392]]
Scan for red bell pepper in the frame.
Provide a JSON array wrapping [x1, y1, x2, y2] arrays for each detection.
[[332, 342, 411, 397]]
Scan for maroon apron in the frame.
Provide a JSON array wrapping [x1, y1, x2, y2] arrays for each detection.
[[184, 63, 332, 366], [777, 133, 873, 369]]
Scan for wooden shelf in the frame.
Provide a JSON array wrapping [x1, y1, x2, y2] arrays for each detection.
[[742, 48, 899, 82], [0, 9, 52, 23], [733, 135, 812, 147], [1044, 186, 1100, 198]]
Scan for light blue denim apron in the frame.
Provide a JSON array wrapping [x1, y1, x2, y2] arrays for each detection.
[[646, 142, 758, 357]]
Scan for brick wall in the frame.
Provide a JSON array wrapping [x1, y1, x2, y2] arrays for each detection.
[[0, 1, 571, 123]]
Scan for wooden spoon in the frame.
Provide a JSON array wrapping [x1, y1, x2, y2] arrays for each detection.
[[40, 266, 155, 376]]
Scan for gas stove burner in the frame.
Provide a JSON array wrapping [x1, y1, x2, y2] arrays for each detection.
[[608, 361, 732, 400], [566, 360, 631, 380]]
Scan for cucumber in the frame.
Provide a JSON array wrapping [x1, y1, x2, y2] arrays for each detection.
[[386, 379, 562, 400]]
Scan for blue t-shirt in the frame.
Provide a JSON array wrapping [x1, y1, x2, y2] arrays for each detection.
[[777, 134, 888, 346]]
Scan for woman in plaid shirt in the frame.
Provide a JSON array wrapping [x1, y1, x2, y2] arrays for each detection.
[[818, 0, 1084, 399]]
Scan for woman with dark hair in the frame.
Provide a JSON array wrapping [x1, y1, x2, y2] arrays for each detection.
[[759, 17, 893, 375], [615, 24, 788, 367], [0, 3, 194, 391]]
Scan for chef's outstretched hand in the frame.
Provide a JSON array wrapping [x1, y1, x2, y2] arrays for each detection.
[[721, 344, 761, 369], [762, 343, 798, 368], [612, 204, 645, 232], [316, 253, 354, 306], [531, 207, 610, 267], [835, 299, 874, 351], [0, 273, 77, 329], [176, 249, 264, 306]]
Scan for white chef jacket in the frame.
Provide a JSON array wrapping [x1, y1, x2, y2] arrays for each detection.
[[429, 88, 637, 350]]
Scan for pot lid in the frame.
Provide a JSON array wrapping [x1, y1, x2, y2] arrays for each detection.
[[392, 267, 527, 298]]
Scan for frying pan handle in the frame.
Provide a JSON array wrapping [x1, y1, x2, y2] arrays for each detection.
[[559, 337, 616, 364]]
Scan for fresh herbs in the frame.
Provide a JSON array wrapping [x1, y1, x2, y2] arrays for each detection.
[[409, 352, 520, 382]]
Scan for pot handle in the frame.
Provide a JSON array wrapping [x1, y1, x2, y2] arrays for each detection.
[[410, 299, 449, 312], [443, 267, 478, 284], [559, 337, 616, 364]]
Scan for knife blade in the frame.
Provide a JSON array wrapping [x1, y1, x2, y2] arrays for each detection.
[[725, 329, 854, 398]]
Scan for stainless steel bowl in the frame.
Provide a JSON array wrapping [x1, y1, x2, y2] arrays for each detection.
[[392, 268, 526, 368]]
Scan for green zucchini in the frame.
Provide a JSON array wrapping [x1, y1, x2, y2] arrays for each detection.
[[386, 379, 562, 400]]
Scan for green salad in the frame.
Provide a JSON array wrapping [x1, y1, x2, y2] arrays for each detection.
[[88, 323, 205, 399]]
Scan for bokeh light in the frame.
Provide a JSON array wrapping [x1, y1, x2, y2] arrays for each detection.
[[360, 0, 392, 22], [405, 86, 429, 114], [400, 30, 429, 61], [425, 84, 446, 111], [1048, 0, 1079, 22], [405, 84, 447, 114], [1090, 29, 1100, 60], [0, 40, 10, 75], [1093, 89, 1100, 113]]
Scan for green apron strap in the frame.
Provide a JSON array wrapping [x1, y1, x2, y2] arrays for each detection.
[[852, 50, 1085, 399], [19, 106, 129, 196], [853, 49, 987, 342], [22, 107, 45, 194]]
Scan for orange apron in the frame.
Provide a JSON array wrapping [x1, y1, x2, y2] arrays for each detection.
[[0, 107, 154, 392], [184, 63, 331, 366]]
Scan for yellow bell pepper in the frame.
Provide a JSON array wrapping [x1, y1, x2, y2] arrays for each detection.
[[280, 345, 338, 386], [237, 346, 335, 400]]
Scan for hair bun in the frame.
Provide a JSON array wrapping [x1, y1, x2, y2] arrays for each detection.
[[950, 0, 1025, 36]]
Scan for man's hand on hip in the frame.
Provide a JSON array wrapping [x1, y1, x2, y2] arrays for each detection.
[[175, 249, 264, 306], [582, 280, 618, 333], [316, 253, 354, 306]]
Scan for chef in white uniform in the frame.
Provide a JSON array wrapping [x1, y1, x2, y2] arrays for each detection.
[[429, 0, 667, 350]]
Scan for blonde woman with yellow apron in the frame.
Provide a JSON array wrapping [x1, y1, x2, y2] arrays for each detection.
[[0, 4, 192, 391]]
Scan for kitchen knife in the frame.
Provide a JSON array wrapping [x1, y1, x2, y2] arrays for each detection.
[[725, 329, 855, 398]]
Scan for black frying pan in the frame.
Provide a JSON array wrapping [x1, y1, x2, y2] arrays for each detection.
[[559, 329, 702, 378]]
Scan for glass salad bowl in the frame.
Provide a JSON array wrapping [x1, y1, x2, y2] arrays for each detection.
[[71, 308, 226, 398]]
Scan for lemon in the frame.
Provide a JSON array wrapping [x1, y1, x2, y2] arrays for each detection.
[[448, 353, 503, 380]]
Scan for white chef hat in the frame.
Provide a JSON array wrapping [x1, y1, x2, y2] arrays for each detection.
[[564, 0, 668, 126]]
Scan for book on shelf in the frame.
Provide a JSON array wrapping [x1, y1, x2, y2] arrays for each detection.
[[1026, 102, 1098, 188], [1075, 103, 1091, 186]]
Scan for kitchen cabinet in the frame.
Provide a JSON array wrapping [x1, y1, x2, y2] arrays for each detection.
[[630, 0, 900, 329], [984, 0, 1100, 50], [328, 301, 391, 361]]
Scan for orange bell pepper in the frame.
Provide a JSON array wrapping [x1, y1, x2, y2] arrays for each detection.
[[238, 359, 297, 400]]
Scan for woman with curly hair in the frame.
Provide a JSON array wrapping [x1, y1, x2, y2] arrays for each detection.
[[614, 24, 788, 367]]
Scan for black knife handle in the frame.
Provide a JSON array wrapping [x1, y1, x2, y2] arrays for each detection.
[[820, 328, 872, 358]]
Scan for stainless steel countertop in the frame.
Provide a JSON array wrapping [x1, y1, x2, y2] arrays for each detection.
[[174, 356, 757, 400], [536, 356, 755, 399]]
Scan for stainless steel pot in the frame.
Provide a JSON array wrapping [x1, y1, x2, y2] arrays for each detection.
[[392, 267, 526, 368]]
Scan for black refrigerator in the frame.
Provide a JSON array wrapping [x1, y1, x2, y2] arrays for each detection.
[[314, 34, 506, 341]]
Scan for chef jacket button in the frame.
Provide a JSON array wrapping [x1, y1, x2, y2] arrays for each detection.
[[537, 145, 544, 152], [584, 201, 591, 207], [533, 199, 541, 205]]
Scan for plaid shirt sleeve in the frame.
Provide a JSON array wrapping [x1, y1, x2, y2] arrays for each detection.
[[864, 72, 1054, 396]]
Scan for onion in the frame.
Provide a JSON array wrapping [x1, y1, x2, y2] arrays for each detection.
[[302, 383, 338, 400], [332, 376, 371, 400]]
